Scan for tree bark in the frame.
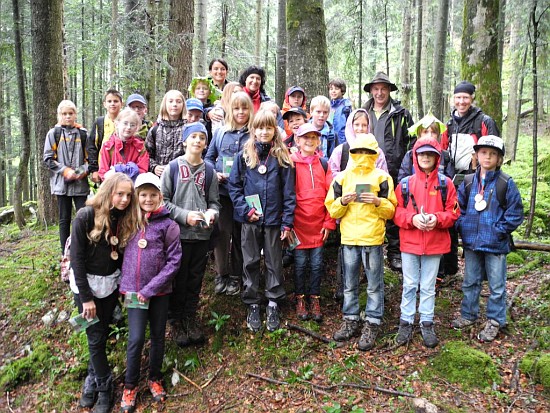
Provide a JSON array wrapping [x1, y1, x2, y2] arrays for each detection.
[[430, 0, 450, 120], [415, 0, 424, 118], [194, 0, 207, 76], [221, 1, 229, 58], [166, 0, 194, 93], [400, 0, 412, 112], [255, 0, 262, 65], [286, 0, 329, 99], [110, 0, 118, 84], [275, 0, 287, 106], [0, 69, 6, 207]]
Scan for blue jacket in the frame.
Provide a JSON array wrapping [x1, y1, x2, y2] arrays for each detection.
[[331, 98, 352, 146], [205, 127, 250, 197], [456, 168, 523, 254], [228, 143, 296, 230], [309, 120, 335, 159]]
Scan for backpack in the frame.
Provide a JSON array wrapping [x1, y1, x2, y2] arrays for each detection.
[[53, 126, 87, 159], [94, 116, 105, 149], [60, 236, 73, 283], [400, 172, 448, 210], [340, 142, 351, 171], [463, 172, 510, 210], [168, 158, 214, 201]]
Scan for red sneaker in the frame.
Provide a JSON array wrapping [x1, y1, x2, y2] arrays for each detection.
[[148, 380, 166, 402], [120, 387, 138, 412]]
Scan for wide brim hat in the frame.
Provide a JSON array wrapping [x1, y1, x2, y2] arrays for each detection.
[[363, 71, 398, 93]]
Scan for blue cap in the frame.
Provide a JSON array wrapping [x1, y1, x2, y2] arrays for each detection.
[[126, 93, 147, 106], [186, 98, 204, 113], [182, 122, 208, 142]]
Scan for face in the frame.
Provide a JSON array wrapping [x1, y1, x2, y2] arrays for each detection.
[[297, 133, 320, 156], [245, 74, 262, 92], [287, 114, 306, 133], [263, 104, 279, 118], [288, 91, 304, 108], [166, 92, 184, 120], [255, 125, 276, 143], [352, 115, 369, 134], [193, 82, 210, 102], [476, 147, 500, 171], [111, 181, 133, 211], [58, 108, 76, 127], [104, 94, 123, 117], [186, 132, 207, 154], [419, 127, 439, 141], [187, 109, 203, 123], [128, 102, 147, 120], [233, 104, 250, 127], [417, 152, 438, 172], [116, 118, 139, 140], [329, 85, 343, 100], [311, 106, 329, 128], [210, 61, 227, 84], [138, 187, 161, 213], [370, 83, 390, 108], [453, 92, 473, 116]]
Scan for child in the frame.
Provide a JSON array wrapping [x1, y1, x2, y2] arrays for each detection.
[[43, 100, 89, 252], [188, 76, 220, 108], [87, 89, 123, 183], [393, 138, 459, 348], [452, 135, 524, 342], [98, 108, 149, 182], [207, 81, 243, 132], [228, 110, 296, 332], [126, 93, 153, 139], [146, 90, 187, 177], [282, 86, 308, 137], [119, 173, 182, 412], [186, 98, 204, 123], [325, 133, 397, 351], [291, 123, 336, 322], [205, 92, 253, 296], [282, 107, 307, 151], [328, 78, 353, 145], [260, 101, 285, 137], [161, 122, 220, 347], [309, 95, 335, 158], [70, 173, 140, 412]]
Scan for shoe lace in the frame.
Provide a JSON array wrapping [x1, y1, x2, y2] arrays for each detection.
[[267, 307, 279, 323]]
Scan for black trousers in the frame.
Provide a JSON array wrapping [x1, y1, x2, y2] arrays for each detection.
[[58, 195, 86, 253]]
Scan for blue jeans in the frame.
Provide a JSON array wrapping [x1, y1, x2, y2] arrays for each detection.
[[293, 247, 323, 295], [341, 245, 384, 324], [461, 249, 507, 326], [400, 252, 441, 323]]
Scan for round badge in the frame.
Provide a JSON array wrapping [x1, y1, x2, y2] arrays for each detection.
[[475, 200, 487, 212], [474, 194, 483, 203], [110, 250, 119, 260], [110, 236, 119, 246], [138, 238, 148, 249], [258, 165, 267, 174]]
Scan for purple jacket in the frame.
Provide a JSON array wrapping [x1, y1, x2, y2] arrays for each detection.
[[120, 207, 182, 299]]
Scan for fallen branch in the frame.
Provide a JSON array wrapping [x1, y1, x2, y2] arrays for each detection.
[[246, 372, 288, 385], [174, 367, 202, 392], [6, 391, 15, 413], [507, 283, 525, 321], [201, 365, 223, 389], [509, 360, 520, 392], [286, 322, 342, 346]]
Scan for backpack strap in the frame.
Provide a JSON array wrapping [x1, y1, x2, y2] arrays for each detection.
[[495, 172, 510, 210], [319, 157, 328, 174], [463, 173, 475, 202], [340, 142, 350, 171], [54, 126, 87, 159], [400, 176, 411, 208], [169, 159, 180, 200], [437, 172, 448, 206], [96, 116, 105, 148]]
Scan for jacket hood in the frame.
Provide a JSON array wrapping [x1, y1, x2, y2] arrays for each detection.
[[104, 133, 144, 151], [282, 86, 308, 114], [291, 150, 321, 165], [344, 108, 370, 145], [412, 137, 442, 176], [350, 133, 379, 172]]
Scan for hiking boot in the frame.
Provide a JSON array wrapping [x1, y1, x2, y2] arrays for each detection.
[[266, 305, 281, 332], [225, 276, 241, 296], [148, 380, 167, 402], [185, 317, 206, 344], [451, 316, 476, 330], [478, 319, 500, 342], [295, 295, 308, 320], [420, 321, 439, 348], [247, 304, 261, 332], [309, 295, 323, 323], [358, 321, 380, 351], [282, 253, 294, 268], [214, 275, 227, 295], [120, 387, 138, 412], [175, 323, 191, 347], [389, 257, 402, 272], [92, 377, 113, 413], [333, 320, 360, 342], [395, 320, 413, 346], [79, 374, 97, 408]]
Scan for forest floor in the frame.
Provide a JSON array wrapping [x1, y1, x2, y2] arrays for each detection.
[[0, 228, 549, 412]]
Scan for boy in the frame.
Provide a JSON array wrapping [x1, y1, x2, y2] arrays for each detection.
[[282, 86, 308, 138], [126, 93, 153, 139], [87, 89, 123, 183], [325, 133, 397, 351], [282, 107, 307, 149], [186, 98, 204, 123], [310, 96, 335, 158], [329, 78, 352, 146], [452, 135, 523, 342], [161, 122, 221, 347]]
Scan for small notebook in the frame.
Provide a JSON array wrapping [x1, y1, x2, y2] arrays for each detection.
[[355, 183, 371, 202], [69, 314, 99, 332], [287, 229, 301, 251], [245, 194, 263, 215], [124, 292, 149, 310], [222, 156, 234, 177]]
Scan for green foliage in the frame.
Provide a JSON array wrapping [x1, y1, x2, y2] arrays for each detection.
[[208, 311, 231, 332], [507, 251, 525, 265], [0, 344, 56, 390], [520, 352, 550, 391]]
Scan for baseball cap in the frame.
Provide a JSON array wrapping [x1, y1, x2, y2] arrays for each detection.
[[135, 172, 161, 190], [282, 107, 307, 121], [473, 135, 505, 156], [186, 98, 204, 113], [182, 122, 208, 142], [126, 93, 147, 106], [295, 123, 321, 137], [287, 86, 305, 96], [415, 144, 441, 156]]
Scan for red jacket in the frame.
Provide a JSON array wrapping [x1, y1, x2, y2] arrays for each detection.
[[291, 151, 336, 249], [98, 133, 149, 180], [394, 137, 460, 255]]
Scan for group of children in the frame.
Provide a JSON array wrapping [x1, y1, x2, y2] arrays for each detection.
[[44, 72, 523, 412]]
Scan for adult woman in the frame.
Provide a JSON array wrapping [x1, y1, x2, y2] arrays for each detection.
[[208, 58, 229, 90]]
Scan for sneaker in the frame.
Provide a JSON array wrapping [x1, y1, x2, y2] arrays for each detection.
[[214, 275, 227, 295], [395, 320, 413, 346], [477, 319, 500, 342], [295, 295, 308, 320], [266, 305, 281, 332], [389, 257, 402, 272], [185, 317, 206, 344], [420, 321, 439, 348], [120, 387, 138, 412], [148, 380, 167, 402], [333, 320, 360, 342], [247, 304, 261, 332], [225, 276, 241, 296], [309, 295, 323, 323], [79, 374, 97, 408], [451, 316, 476, 329], [357, 321, 379, 351]]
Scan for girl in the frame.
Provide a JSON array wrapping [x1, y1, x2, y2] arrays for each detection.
[[43, 99, 89, 252], [208, 81, 243, 131], [119, 173, 182, 412], [228, 110, 295, 333], [145, 90, 187, 177], [188, 76, 220, 109], [205, 92, 253, 296], [70, 173, 140, 412], [98, 108, 149, 181]]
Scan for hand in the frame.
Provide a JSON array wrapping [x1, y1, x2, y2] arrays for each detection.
[[208, 108, 224, 122], [216, 172, 227, 182], [63, 168, 78, 181], [204, 210, 216, 225], [361, 192, 380, 206], [248, 211, 261, 222], [154, 165, 165, 177], [187, 211, 207, 227], [137, 293, 148, 304], [91, 171, 101, 183], [340, 192, 357, 206], [320, 228, 331, 242], [425, 214, 437, 231], [82, 300, 96, 320], [280, 229, 291, 241]]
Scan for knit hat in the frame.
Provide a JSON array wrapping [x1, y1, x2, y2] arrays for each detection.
[[295, 123, 321, 137], [182, 122, 208, 142], [126, 93, 147, 106], [135, 172, 161, 190], [186, 98, 204, 113], [282, 107, 308, 121], [473, 135, 505, 156], [454, 81, 476, 95], [363, 72, 398, 93]]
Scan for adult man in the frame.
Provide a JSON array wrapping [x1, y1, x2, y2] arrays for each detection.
[[362, 72, 415, 272]]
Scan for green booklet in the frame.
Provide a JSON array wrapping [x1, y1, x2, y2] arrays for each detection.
[[124, 292, 149, 310], [355, 183, 371, 202], [69, 314, 99, 332], [287, 229, 301, 251], [245, 194, 263, 216], [222, 156, 234, 177]]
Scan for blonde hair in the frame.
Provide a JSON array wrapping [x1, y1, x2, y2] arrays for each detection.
[[220, 82, 243, 112], [158, 90, 186, 121], [243, 110, 293, 168], [310, 95, 331, 112], [115, 108, 141, 125], [225, 91, 254, 131], [57, 100, 77, 116], [86, 173, 141, 247]]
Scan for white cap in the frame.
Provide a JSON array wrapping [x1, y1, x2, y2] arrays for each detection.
[[473, 135, 505, 156], [135, 172, 161, 190]]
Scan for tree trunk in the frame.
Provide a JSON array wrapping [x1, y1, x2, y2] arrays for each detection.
[[358, 0, 363, 106], [497, 0, 506, 76], [400, 0, 412, 111], [420, 0, 430, 104], [255, 0, 262, 65], [146, 0, 159, 109], [30, 0, 64, 226], [194, 0, 207, 76], [264, 2, 270, 68], [384, 0, 389, 74], [504, 15, 523, 161], [286, 0, 329, 99], [110, 0, 118, 84], [461, 0, 502, 131], [80, 0, 86, 126], [430, 0, 450, 120], [0, 70, 6, 207], [275, 0, 287, 106], [221, 1, 229, 58], [166, 0, 194, 93], [415, 0, 424, 118]]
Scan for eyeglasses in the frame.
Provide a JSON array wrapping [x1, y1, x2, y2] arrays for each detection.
[[120, 121, 138, 128]]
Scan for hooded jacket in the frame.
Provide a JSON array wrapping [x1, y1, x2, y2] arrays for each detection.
[[291, 151, 336, 249], [98, 133, 149, 181], [282, 88, 309, 137], [120, 207, 182, 299], [330, 97, 352, 145], [394, 138, 460, 255], [325, 134, 397, 246]]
